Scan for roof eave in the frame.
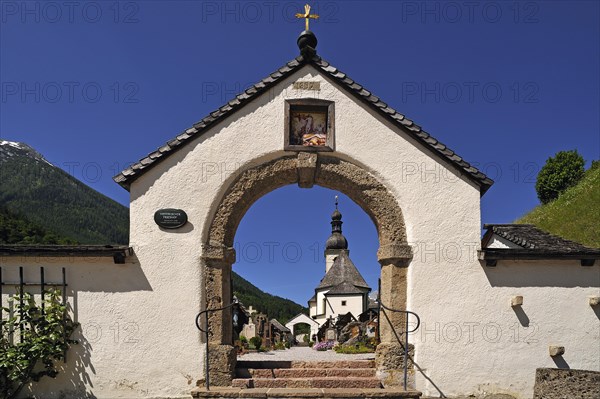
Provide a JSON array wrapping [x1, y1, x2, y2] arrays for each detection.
[[114, 53, 494, 195], [0, 245, 133, 264], [478, 249, 600, 265]]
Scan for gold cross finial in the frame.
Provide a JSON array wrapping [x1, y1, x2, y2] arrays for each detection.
[[295, 4, 319, 31]]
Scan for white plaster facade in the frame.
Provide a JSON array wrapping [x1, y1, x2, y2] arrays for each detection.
[[1, 61, 598, 399], [309, 291, 365, 329]]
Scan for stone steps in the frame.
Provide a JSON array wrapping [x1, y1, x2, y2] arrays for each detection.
[[232, 359, 381, 390], [232, 377, 383, 389], [237, 367, 376, 378], [191, 387, 422, 399], [236, 360, 376, 369], [191, 359, 421, 398]]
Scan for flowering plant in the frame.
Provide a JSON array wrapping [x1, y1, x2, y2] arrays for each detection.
[[313, 340, 335, 351]]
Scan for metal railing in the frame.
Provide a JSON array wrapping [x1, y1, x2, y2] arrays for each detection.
[[378, 300, 420, 390], [377, 278, 421, 391], [195, 298, 238, 390]]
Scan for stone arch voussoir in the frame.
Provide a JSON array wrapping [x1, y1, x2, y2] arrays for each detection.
[[206, 153, 408, 251]]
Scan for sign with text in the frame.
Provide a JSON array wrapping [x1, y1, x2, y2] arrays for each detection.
[[154, 209, 188, 229]]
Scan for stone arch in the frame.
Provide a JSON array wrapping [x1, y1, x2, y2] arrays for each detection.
[[285, 314, 320, 342], [201, 152, 412, 386]]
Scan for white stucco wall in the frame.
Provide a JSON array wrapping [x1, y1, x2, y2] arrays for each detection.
[[410, 259, 599, 398], [315, 290, 327, 317], [325, 295, 363, 320], [5, 64, 598, 398], [325, 253, 337, 273], [0, 255, 194, 399]]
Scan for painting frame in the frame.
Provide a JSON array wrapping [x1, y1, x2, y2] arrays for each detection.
[[284, 99, 335, 152]]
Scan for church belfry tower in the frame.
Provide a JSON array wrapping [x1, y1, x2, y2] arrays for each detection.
[[324, 196, 348, 273]]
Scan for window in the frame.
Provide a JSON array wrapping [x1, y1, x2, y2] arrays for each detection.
[[341, 300, 347, 306]]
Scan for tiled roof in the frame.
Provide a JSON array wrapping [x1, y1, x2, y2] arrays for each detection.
[[325, 281, 368, 296], [317, 251, 370, 291], [270, 319, 291, 333], [0, 245, 133, 264], [483, 224, 600, 254], [113, 51, 493, 194], [0, 245, 132, 257], [481, 224, 600, 264]]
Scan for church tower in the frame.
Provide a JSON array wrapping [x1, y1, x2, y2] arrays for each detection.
[[324, 197, 348, 273], [308, 197, 371, 328]]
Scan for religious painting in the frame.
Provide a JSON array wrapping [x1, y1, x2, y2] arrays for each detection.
[[290, 110, 327, 146], [285, 99, 334, 151]]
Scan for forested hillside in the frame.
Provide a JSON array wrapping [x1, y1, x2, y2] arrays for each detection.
[[0, 141, 128, 244], [233, 272, 308, 324], [0, 206, 77, 245]]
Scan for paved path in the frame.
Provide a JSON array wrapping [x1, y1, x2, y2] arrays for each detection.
[[237, 346, 375, 361]]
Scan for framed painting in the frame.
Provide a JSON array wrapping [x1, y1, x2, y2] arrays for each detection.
[[284, 99, 334, 151]]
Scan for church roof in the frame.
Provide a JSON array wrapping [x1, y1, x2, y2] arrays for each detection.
[[113, 37, 493, 195], [317, 251, 370, 291], [325, 281, 367, 296]]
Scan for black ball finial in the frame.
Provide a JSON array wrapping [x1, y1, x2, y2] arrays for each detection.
[[297, 30, 318, 57]]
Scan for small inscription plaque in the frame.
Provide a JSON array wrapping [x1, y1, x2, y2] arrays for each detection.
[[326, 328, 336, 341], [154, 208, 188, 229], [293, 81, 321, 91]]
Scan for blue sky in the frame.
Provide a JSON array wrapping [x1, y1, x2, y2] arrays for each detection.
[[1, 1, 598, 305]]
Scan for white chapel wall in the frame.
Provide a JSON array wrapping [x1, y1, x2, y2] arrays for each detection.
[[6, 64, 597, 398]]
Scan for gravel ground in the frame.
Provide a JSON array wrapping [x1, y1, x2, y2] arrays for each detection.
[[237, 346, 375, 361]]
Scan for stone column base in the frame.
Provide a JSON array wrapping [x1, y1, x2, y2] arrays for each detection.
[[375, 342, 414, 388], [204, 344, 236, 387]]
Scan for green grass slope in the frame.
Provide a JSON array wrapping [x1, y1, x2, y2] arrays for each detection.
[[516, 162, 600, 248]]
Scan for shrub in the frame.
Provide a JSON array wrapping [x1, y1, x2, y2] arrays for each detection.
[[1, 290, 78, 399], [274, 341, 286, 350], [333, 343, 375, 354], [536, 150, 585, 204], [249, 336, 262, 351], [308, 341, 314, 347], [239, 335, 248, 345]]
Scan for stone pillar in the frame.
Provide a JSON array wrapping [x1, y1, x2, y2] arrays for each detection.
[[201, 244, 237, 387], [375, 242, 413, 388]]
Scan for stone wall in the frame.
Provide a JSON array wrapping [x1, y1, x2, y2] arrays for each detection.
[[533, 368, 600, 399]]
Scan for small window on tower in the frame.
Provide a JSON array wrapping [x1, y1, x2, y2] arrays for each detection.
[[341, 300, 347, 306]]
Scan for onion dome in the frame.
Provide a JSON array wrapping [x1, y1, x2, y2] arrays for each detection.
[[325, 198, 348, 250]]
